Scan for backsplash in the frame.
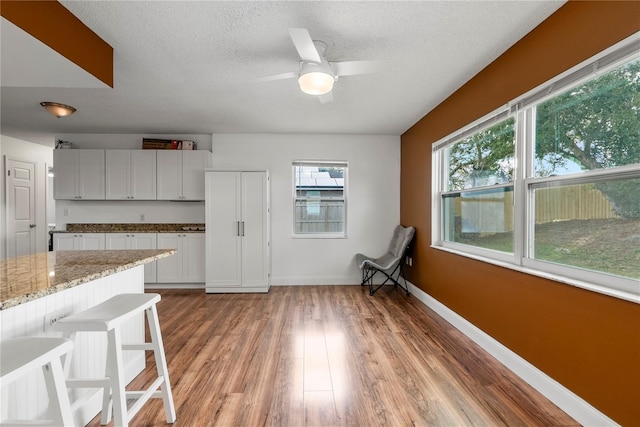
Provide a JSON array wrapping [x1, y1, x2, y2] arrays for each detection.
[[64, 223, 205, 233]]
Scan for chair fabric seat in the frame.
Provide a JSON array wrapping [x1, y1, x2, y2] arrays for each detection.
[[355, 225, 415, 296]]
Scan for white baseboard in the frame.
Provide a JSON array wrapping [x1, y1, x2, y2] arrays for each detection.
[[271, 275, 360, 286], [145, 283, 205, 290], [406, 281, 618, 427]]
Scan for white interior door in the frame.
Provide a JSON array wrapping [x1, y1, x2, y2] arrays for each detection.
[[6, 158, 36, 258]]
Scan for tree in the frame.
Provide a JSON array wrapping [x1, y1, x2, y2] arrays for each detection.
[[534, 57, 640, 217], [448, 119, 515, 191]]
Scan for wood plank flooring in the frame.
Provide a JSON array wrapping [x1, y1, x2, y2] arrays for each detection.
[[88, 286, 578, 426]]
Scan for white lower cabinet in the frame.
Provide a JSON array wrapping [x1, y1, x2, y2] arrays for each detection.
[[105, 233, 158, 283], [156, 233, 205, 283], [53, 233, 105, 250], [205, 171, 270, 293]]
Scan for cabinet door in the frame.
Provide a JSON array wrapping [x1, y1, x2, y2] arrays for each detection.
[[182, 151, 208, 200], [205, 172, 242, 287], [156, 151, 181, 200], [77, 150, 105, 199], [130, 233, 158, 283], [53, 150, 78, 200], [77, 234, 105, 250], [241, 172, 269, 287], [105, 233, 128, 249], [182, 233, 205, 282], [105, 151, 130, 200], [156, 233, 182, 282], [53, 234, 77, 250], [130, 150, 156, 200]]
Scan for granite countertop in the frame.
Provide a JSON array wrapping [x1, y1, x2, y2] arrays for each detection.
[[52, 223, 205, 233], [0, 249, 175, 310]]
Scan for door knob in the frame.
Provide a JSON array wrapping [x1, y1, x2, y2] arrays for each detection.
[[29, 224, 36, 228]]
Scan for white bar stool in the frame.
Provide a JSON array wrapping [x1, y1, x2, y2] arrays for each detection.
[[0, 337, 74, 426], [53, 293, 175, 427]]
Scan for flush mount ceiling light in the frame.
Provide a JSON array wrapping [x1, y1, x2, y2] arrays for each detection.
[[40, 102, 76, 118]]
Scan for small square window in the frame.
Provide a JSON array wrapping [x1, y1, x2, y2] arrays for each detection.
[[293, 161, 347, 237]]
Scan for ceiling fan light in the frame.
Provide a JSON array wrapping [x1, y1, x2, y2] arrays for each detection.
[[40, 102, 76, 118], [298, 71, 334, 96]]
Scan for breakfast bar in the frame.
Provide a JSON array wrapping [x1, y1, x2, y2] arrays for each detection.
[[0, 249, 175, 425]]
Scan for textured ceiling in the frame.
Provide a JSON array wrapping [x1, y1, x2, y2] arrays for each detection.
[[0, 1, 565, 145]]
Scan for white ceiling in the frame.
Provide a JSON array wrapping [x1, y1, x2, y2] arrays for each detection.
[[0, 1, 565, 145]]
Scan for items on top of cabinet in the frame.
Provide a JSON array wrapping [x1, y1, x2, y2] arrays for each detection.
[[142, 138, 197, 150]]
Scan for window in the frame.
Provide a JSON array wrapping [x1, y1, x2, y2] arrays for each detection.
[[442, 118, 515, 257], [433, 37, 640, 301], [293, 161, 347, 237]]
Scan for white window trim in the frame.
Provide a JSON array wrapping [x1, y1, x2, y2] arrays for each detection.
[[431, 33, 640, 304], [292, 160, 348, 239]]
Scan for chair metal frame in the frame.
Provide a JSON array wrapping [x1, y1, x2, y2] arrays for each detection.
[[356, 225, 415, 296]]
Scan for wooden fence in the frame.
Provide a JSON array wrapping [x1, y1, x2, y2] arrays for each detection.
[[449, 183, 617, 234], [534, 184, 618, 223]]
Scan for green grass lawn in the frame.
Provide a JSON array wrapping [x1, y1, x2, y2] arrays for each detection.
[[457, 218, 640, 279]]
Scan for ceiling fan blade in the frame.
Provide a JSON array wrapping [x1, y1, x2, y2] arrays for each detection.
[[250, 71, 298, 83], [318, 91, 333, 104], [289, 28, 321, 63], [331, 60, 387, 77]]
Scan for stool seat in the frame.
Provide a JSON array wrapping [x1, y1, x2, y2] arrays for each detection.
[[54, 293, 161, 332], [52, 292, 175, 427], [1, 337, 73, 383], [1, 337, 74, 426]]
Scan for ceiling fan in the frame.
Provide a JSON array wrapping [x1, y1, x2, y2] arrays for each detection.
[[253, 28, 386, 103]]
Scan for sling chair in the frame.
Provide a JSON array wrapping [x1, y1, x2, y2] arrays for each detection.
[[355, 225, 415, 296]]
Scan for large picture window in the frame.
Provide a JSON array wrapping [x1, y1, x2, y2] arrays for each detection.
[[293, 161, 347, 237], [433, 37, 640, 301]]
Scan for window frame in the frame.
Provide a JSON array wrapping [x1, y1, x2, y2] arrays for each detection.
[[432, 34, 640, 303], [292, 160, 348, 239]]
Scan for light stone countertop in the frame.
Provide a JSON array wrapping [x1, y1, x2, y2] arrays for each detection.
[[0, 249, 175, 310]]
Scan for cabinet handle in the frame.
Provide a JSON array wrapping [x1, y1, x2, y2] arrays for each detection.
[[241, 221, 245, 237], [237, 221, 240, 236]]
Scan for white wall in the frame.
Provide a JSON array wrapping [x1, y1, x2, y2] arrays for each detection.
[[212, 134, 400, 285], [0, 135, 55, 259], [52, 133, 212, 229]]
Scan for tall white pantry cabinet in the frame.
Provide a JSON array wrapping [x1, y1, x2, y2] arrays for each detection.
[[205, 171, 270, 293]]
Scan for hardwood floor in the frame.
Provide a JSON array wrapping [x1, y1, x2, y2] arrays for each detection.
[[88, 286, 578, 426]]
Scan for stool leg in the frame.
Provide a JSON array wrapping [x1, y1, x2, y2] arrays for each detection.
[[146, 305, 176, 423], [42, 357, 74, 426], [60, 331, 76, 377], [106, 328, 128, 427]]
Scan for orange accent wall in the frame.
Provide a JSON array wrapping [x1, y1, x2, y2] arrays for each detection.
[[1, 0, 113, 87], [400, 1, 640, 425]]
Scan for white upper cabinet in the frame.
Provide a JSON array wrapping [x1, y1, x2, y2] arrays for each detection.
[[157, 151, 213, 201], [106, 150, 156, 200], [53, 150, 105, 200]]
